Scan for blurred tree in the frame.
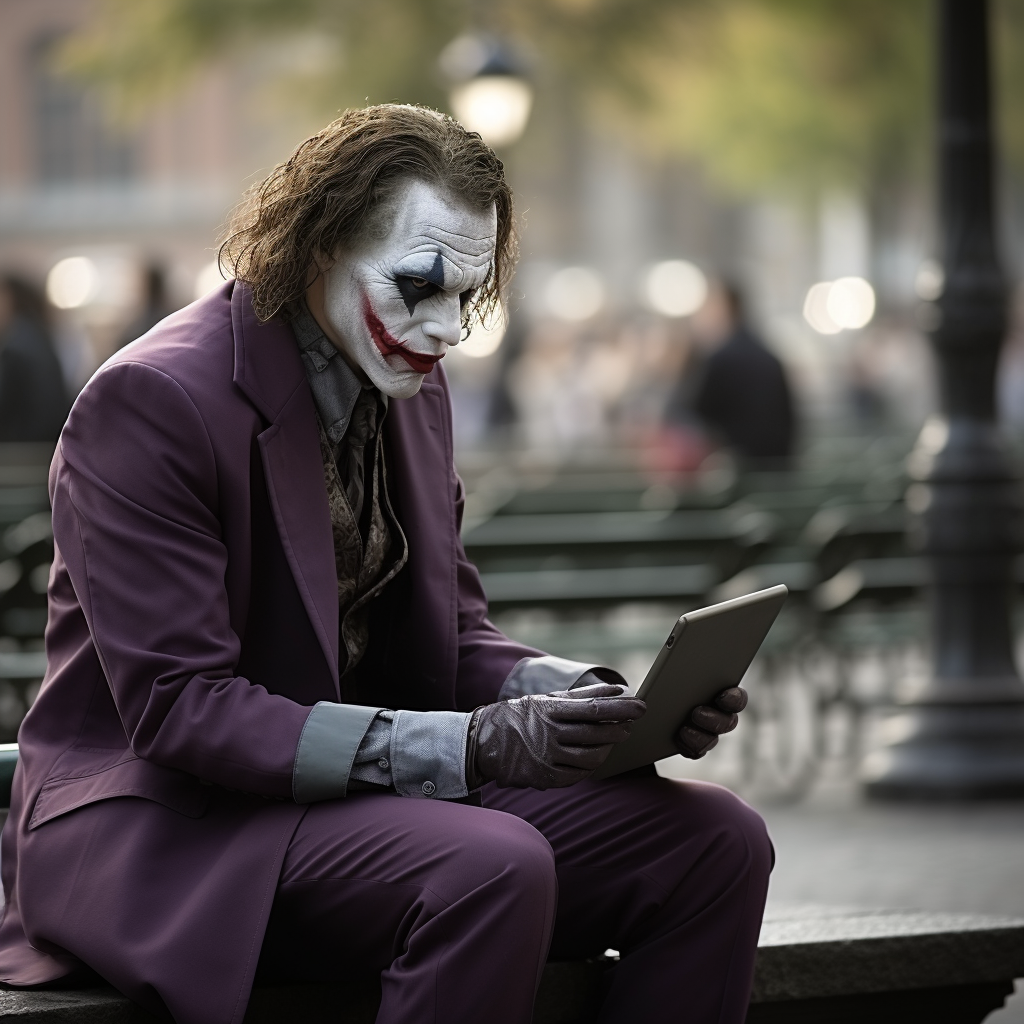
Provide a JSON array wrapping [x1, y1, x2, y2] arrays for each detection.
[[995, 0, 1024, 177], [623, 1, 932, 197], [59, 0, 703, 119], [58, 0, 1024, 197]]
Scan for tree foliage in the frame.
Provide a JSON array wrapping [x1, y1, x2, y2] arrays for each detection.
[[621, 1, 932, 195], [59, 0, 1024, 197]]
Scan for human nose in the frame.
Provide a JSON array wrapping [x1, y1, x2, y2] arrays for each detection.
[[420, 293, 462, 349]]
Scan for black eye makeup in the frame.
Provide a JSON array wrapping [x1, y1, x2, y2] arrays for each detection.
[[395, 275, 442, 314], [459, 288, 476, 310], [393, 251, 446, 314]]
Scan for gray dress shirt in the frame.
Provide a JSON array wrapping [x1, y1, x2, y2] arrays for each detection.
[[289, 306, 617, 802]]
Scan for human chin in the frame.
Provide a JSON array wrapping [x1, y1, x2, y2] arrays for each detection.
[[363, 353, 426, 399]]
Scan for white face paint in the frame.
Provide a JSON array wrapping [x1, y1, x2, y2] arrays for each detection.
[[317, 178, 497, 399]]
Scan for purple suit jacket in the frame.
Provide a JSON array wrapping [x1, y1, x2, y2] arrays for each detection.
[[0, 282, 538, 1023]]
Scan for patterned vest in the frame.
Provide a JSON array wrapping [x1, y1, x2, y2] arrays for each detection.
[[316, 413, 408, 682]]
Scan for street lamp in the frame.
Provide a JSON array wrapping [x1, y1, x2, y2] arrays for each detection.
[[863, 0, 1024, 798], [439, 34, 533, 148]]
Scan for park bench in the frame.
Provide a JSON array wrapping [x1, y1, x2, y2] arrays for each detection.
[[801, 501, 909, 579], [459, 446, 918, 618], [456, 454, 738, 520], [480, 561, 720, 609], [710, 555, 928, 612], [484, 472, 726, 517], [463, 505, 777, 578], [0, 903, 1019, 1022]]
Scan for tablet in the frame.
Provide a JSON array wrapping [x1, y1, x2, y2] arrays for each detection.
[[592, 585, 788, 780]]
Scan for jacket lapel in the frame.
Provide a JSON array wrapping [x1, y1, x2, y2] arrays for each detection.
[[231, 284, 340, 694]]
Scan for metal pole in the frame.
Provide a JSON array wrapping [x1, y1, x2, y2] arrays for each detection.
[[863, 0, 1024, 798]]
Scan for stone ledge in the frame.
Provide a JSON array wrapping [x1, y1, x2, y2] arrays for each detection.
[[0, 988, 149, 1023], [753, 903, 1024, 1002], [745, 982, 1017, 1024], [1, 904, 1022, 1023]]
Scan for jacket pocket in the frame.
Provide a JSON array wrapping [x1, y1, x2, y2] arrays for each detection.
[[28, 749, 209, 829]]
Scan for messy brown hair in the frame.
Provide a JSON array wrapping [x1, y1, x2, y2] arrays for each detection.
[[220, 104, 516, 326]]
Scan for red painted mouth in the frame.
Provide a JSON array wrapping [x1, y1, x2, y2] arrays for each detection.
[[362, 294, 443, 375]]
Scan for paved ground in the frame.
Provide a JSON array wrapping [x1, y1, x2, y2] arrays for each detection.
[[764, 796, 1024, 1022], [660, 748, 1024, 1022]]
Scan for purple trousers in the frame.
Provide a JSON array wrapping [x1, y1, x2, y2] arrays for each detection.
[[256, 771, 772, 1024]]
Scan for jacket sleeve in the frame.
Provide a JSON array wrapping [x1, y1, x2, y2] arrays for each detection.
[[450, 471, 545, 710], [51, 360, 315, 800]]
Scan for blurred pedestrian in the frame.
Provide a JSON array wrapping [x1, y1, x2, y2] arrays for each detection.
[[117, 262, 176, 349], [669, 280, 795, 467], [0, 275, 71, 442]]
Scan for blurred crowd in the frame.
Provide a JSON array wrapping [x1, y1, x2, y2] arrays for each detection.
[[488, 278, 795, 469], [445, 275, 958, 470], [6, 257, 1024, 468]]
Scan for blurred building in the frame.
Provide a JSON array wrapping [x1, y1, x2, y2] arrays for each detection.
[[0, 0, 241, 268], [0, 0, 296, 381]]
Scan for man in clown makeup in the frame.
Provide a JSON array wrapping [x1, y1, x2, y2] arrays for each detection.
[[0, 105, 770, 1024]]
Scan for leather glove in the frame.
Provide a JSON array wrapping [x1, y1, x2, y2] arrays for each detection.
[[466, 682, 646, 790], [675, 686, 747, 759]]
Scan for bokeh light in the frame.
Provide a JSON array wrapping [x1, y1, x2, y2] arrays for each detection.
[[46, 256, 100, 310], [194, 260, 225, 300], [456, 314, 506, 359], [803, 282, 842, 335], [827, 277, 876, 329], [644, 260, 708, 317], [450, 77, 533, 148], [915, 259, 945, 301], [545, 267, 604, 322], [803, 277, 875, 334]]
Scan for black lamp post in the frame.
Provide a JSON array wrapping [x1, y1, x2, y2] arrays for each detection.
[[863, 0, 1024, 798]]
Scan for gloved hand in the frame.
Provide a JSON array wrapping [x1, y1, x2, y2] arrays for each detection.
[[675, 686, 748, 759], [466, 682, 646, 790]]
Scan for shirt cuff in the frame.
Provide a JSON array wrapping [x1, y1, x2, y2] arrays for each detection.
[[497, 655, 628, 700], [349, 711, 395, 787], [292, 701, 383, 803], [390, 710, 472, 800]]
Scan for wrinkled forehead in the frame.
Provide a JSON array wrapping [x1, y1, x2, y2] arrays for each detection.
[[377, 179, 497, 291]]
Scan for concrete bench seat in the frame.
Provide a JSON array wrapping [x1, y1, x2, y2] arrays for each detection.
[[1, 903, 1021, 1023], [748, 903, 1024, 1023]]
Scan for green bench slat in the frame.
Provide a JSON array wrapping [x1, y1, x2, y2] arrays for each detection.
[[480, 564, 718, 607], [463, 509, 774, 549], [0, 653, 48, 680]]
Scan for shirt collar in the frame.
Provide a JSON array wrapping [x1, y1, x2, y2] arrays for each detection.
[[291, 303, 385, 445]]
